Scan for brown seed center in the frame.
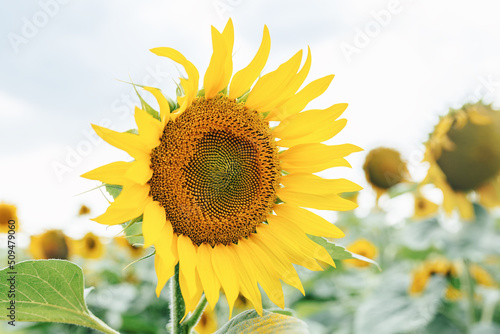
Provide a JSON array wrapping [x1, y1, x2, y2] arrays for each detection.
[[149, 96, 280, 246]]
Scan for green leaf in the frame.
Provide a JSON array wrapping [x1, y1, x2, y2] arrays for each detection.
[[0, 260, 119, 334], [309, 236, 381, 268], [350, 252, 381, 271], [215, 310, 309, 334], [308, 236, 352, 260], [104, 184, 122, 199], [122, 220, 144, 246], [354, 270, 445, 334]]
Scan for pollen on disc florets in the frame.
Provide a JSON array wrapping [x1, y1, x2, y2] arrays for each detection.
[[149, 95, 281, 246]]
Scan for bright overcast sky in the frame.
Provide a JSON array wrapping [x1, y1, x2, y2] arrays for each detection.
[[1, 0, 500, 237]]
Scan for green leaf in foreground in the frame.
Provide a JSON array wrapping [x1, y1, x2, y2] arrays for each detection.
[[215, 310, 309, 334], [0, 260, 119, 334]]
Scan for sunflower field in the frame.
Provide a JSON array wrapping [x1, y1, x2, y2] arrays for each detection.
[[2, 1, 500, 333]]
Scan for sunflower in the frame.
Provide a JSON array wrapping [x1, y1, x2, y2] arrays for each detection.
[[409, 258, 457, 295], [76, 232, 105, 259], [114, 236, 145, 258], [194, 307, 218, 334], [78, 204, 91, 216], [413, 194, 439, 220], [424, 102, 500, 219], [469, 264, 497, 288], [82, 19, 361, 316], [0, 202, 18, 233], [29, 230, 72, 260], [363, 147, 408, 200], [343, 238, 377, 268]]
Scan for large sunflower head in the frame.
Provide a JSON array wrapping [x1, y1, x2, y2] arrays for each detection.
[[0, 202, 18, 233], [424, 102, 500, 219], [29, 230, 72, 260], [363, 147, 408, 199], [82, 19, 361, 316]]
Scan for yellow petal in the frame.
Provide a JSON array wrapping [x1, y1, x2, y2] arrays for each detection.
[[197, 243, 221, 309], [267, 215, 335, 267], [134, 106, 162, 147], [142, 87, 171, 125], [92, 124, 150, 161], [229, 26, 271, 100], [245, 50, 303, 112], [150, 47, 199, 113], [282, 158, 352, 174], [221, 18, 234, 88], [277, 119, 347, 147], [177, 235, 198, 305], [181, 270, 204, 315], [228, 244, 263, 315], [154, 253, 170, 296], [267, 75, 335, 121], [265, 47, 312, 112], [211, 245, 239, 317], [155, 229, 178, 297], [273, 203, 345, 238], [280, 143, 362, 172], [81, 161, 132, 185], [273, 103, 347, 139], [277, 188, 358, 211], [251, 232, 305, 295], [125, 159, 153, 185], [238, 239, 284, 309], [280, 173, 362, 194], [257, 222, 322, 271], [92, 185, 151, 225], [456, 192, 474, 220], [142, 200, 167, 247], [204, 25, 232, 99]]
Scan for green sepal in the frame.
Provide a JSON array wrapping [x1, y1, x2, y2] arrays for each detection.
[[104, 184, 122, 199], [236, 90, 250, 103]]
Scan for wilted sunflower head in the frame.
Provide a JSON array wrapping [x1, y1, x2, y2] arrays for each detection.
[[77, 232, 105, 259], [29, 230, 71, 260], [425, 102, 500, 218], [343, 238, 377, 268], [363, 147, 408, 198], [82, 19, 361, 316], [0, 202, 18, 233]]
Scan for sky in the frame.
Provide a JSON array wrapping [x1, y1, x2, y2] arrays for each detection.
[[1, 0, 500, 238]]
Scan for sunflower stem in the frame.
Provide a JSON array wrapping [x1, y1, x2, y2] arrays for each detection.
[[184, 294, 208, 331], [170, 264, 186, 334], [461, 259, 476, 327]]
